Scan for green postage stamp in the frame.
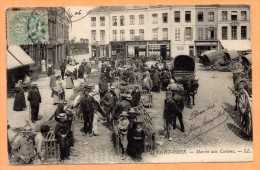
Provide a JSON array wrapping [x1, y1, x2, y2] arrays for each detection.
[[7, 9, 49, 45]]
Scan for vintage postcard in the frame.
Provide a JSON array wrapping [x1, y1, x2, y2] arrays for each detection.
[[5, 4, 254, 166]]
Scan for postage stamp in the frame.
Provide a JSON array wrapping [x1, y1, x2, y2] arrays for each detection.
[[7, 9, 49, 45]]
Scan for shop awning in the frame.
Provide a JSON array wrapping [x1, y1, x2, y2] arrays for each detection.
[[8, 46, 35, 65], [7, 51, 23, 69], [220, 40, 251, 51]]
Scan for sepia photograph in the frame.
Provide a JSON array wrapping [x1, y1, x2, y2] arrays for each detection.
[[6, 5, 252, 165]]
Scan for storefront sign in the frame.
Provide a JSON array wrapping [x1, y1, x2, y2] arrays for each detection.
[[195, 41, 218, 46], [149, 40, 170, 44], [127, 41, 146, 45]]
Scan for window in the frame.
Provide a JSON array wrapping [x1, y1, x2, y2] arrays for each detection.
[[185, 27, 193, 40], [198, 12, 203, 22], [120, 16, 125, 26], [222, 26, 228, 39], [152, 13, 158, 24], [162, 13, 168, 23], [130, 29, 135, 40], [113, 30, 117, 41], [139, 15, 144, 24], [174, 11, 180, 22], [208, 12, 214, 21], [91, 30, 96, 41], [152, 29, 158, 40], [100, 30, 105, 42], [112, 16, 117, 26], [231, 11, 237, 21], [185, 11, 191, 22], [130, 15, 135, 25], [100, 45, 106, 57], [222, 11, 228, 21], [241, 11, 247, 20], [241, 26, 247, 39], [198, 27, 204, 40], [139, 29, 144, 40], [231, 26, 237, 39], [162, 28, 168, 40], [175, 28, 180, 40], [100, 17, 105, 26], [120, 30, 125, 40], [207, 27, 215, 40], [91, 17, 96, 27]]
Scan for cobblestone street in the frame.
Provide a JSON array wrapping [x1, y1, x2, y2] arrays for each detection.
[[7, 55, 252, 163]]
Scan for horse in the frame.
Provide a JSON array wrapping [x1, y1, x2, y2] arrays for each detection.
[[181, 78, 199, 106]]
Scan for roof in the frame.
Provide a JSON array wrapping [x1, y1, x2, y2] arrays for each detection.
[[7, 46, 35, 70], [90, 6, 149, 13], [7, 51, 22, 69]]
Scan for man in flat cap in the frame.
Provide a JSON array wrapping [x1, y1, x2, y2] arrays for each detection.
[[112, 93, 132, 121], [11, 127, 35, 164], [80, 85, 105, 136], [35, 125, 50, 162], [101, 86, 118, 128]]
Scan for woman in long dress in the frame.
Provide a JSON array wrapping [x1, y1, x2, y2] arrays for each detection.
[[13, 80, 26, 111], [53, 76, 65, 104], [65, 71, 74, 89]]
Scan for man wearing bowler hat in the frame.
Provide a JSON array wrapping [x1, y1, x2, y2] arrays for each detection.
[[28, 82, 41, 123]]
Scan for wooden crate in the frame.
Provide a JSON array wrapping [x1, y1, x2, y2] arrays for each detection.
[[43, 132, 60, 161], [141, 90, 153, 108], [133, 105, 156, 152]]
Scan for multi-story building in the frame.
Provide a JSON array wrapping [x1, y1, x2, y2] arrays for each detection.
[[7, 7, 69, 89], [87, 7, 111, 59], [87, 5, 251, 60], [169, 5, 196, 57], [194, 5, 219, 56], [20, 7, 70, 74], [217, 5, 251, 53]]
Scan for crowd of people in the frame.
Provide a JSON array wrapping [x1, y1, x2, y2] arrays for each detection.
[[10, 56, 190, 164]]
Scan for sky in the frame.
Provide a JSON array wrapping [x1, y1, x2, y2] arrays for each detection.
[[65, 7, 95, 41]]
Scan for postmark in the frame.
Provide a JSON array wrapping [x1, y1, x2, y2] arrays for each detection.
[[7, 9, 49, 45]]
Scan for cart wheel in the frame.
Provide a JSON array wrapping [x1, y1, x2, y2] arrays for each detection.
[[238, 89, 252, 137]]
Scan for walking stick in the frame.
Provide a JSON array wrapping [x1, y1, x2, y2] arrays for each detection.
[[29, 104, 31, 122]]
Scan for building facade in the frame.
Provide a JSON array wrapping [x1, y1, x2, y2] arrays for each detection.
[[20, 7, 70, 78], [194, 5, 219, 56], [217, 5, 251, 52], [87, 5, 250, 60]]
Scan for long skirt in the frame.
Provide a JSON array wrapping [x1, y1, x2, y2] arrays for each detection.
[[52, 90, 64, 104], [13, 92, 26, 111], [66, 76, 74, 89]]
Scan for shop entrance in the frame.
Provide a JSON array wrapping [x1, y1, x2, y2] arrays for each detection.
[[160, 45, 167, 60], [134, 46, 139, 58]]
